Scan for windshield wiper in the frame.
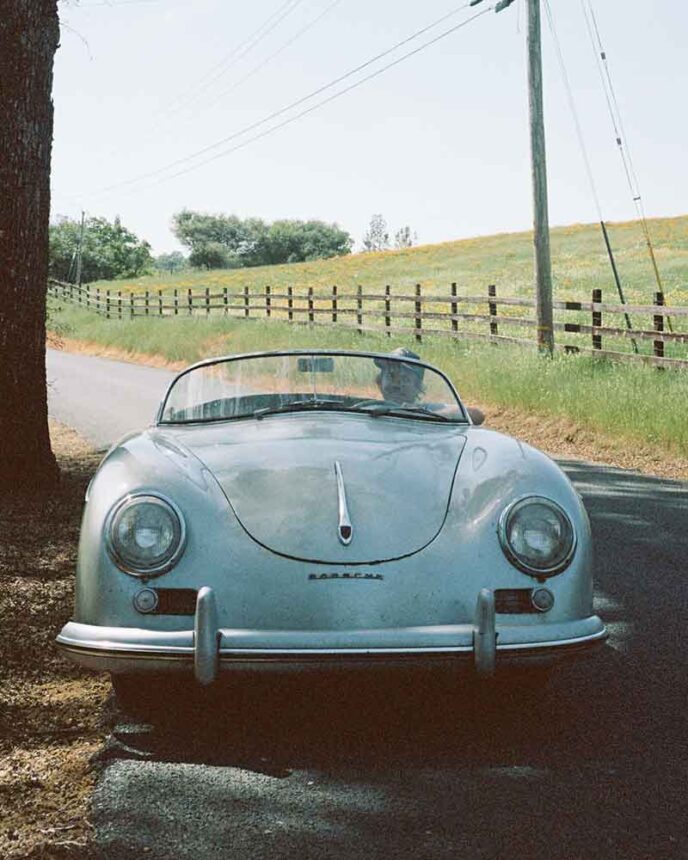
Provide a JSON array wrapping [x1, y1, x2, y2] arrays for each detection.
[[354, 404, 452, 422], [253, 399, 359, 420]]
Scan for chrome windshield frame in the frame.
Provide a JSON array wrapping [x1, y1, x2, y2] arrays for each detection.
[[155, 349, 470, 425]]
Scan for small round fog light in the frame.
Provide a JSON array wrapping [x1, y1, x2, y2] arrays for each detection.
[[133, 588, 159, 614], [531, 588, 555, 612]]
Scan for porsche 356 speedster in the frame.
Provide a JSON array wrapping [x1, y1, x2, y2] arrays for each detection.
[[56, 348, 606, 704]]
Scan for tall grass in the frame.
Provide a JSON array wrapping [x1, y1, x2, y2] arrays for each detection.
[[50, 304, 688, 458]]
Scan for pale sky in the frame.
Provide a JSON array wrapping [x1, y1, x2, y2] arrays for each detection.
[[52, 0, 688, 254]]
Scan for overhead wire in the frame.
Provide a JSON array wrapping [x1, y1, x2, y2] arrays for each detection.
[[201, 0, 344, 113], [83, 0, 339, 173], [139, 4, 495, 190], [581, 0, 672, 329], [543, 0, 637, 351], [85, 0, 487, 197], [153, 0, 304, 121]]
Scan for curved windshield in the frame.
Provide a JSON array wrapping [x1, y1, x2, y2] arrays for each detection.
[[159, 352, 466, 424]]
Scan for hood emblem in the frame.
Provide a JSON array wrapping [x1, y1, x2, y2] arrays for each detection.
[[334, 461, 353, 545]]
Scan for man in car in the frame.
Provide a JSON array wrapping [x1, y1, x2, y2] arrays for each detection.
[[374, 347, 426, 403], [374, 347, 484, 424]]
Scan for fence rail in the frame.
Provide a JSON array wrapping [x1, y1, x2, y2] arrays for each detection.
[[47, 278, 688, 370]]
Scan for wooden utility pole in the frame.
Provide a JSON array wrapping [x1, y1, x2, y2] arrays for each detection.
[[526, 0, 554, 354], [75, 209, 85, 287]]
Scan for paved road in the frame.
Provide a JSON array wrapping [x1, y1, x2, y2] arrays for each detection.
[[49, 350, 688, 859], [47, 348, 177, 449]]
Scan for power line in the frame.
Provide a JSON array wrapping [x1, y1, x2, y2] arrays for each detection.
[[202, 0, 344, 112], [135, 4, 495, 191], [89, 0, 337, 177], [88, 1, 481, 197], [543, 0, 637, 352], [153, 0, 304, 121], [581, 0, 671, 325]]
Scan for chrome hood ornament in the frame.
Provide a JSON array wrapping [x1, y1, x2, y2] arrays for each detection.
[[334, 461, 353, 545]]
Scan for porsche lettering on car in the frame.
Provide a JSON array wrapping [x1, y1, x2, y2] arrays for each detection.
[[56, 349, 607, 707]]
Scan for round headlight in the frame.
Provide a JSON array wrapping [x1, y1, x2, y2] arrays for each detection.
[[107, 494, 185, 576], [499, 496, 575, 577]]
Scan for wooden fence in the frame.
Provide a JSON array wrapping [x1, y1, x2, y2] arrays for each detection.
[[47, 278, 688, 370]]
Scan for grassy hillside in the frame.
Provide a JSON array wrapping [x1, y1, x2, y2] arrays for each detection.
[[100, 215, 688, 305]]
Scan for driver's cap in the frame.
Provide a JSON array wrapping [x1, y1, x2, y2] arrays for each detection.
[[374, 347, 424, 378]]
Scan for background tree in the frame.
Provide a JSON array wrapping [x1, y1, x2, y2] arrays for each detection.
[[171, 210, 352, 269], [362, 214, 389, 252], [154, 251, 187, 274], [49, 215, 153, 282], [394, 226, 416, 249], [0, 1, 60, 489]]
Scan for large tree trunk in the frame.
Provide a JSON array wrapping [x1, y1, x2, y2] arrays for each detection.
[[0, 1, 60, 491]]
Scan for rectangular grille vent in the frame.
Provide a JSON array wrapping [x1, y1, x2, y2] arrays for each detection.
[[152, 588, 198, 616], [494, 589, 537, 614]]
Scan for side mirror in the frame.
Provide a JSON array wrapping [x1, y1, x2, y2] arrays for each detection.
[[468, 407, 485, 426]]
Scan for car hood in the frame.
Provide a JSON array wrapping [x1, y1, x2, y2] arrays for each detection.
[[165, 414, 467, 564]]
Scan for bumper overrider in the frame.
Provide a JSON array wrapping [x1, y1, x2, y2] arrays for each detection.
[[56, 587, 607, 684]]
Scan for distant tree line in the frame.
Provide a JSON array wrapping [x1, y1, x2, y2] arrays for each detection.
[[48, 210, 415, 284], [49, 215, 153, 282], [171, 210, 353, 269]]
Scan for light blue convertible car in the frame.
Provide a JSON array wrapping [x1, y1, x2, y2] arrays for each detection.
[[57, 349, 606, 708]]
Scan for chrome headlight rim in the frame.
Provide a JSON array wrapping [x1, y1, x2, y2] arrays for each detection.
[[105, 492, 186, 577], [498, 495, 576, 578]]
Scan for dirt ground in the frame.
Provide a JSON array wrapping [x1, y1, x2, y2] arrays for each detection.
[[0, 423, 109, 860]]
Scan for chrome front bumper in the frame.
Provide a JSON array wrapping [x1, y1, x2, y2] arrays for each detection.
[[56, 587, 608, 684]]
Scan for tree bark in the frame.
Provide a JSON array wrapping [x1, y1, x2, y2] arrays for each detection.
[[0, 1, 60, 490]]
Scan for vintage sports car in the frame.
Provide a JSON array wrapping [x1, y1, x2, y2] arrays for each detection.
[[57, 349, 607, 705]]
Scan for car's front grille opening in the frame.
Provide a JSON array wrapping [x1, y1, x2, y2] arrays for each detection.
[[152, 588, 198, 616], [494, 589, 539, 614]]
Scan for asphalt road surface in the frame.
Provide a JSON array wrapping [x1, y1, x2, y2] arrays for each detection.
[[47, 348, 177, 449], [49, 350, 688, 859]]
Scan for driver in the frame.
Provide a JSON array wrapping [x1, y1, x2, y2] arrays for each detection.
[[374, 347, 425, 404], [374, 347, 485, 424]]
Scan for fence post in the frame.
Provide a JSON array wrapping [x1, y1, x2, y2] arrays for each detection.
[[118, 290, 122, 320], [129, 292, 134, 319], [415, 283, 422, 343], [223, 287, 228, 316], [244, 285, 250, 318], [86, 284, 90, 311], [187, 289, 192, 315], [592, 288, 602, 351], [96, 288, 100, 315], [158, 290, 163, 317], [653, 292, 665, 359], [356, 285, 363, 334], [287, 286, 293, 322], [488, 284, 498, 337], [265, 285, 271, 319], [145, 290, 150, 317], [106, 290, 111, 320], [385, 284, 391, 337], [205, 287, 210, 317], [308, 287, 314, 323], [451, 282, 458, 335], [332, 285, 338, 324], [174, 288, 179, 316]]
